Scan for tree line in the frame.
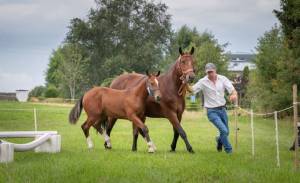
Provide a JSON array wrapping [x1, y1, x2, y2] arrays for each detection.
[[30, 0, 300, 114], [30, 0, 228, 100]]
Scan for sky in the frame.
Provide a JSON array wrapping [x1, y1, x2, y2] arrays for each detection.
[[0, 0, 280, 92]]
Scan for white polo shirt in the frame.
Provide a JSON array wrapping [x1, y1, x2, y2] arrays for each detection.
[[192, 74, 235, 108]]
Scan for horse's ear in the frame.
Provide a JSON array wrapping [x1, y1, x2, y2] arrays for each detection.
[[146, 70, 150, 76], [156, 71, 160, 77], [179, 47, 183, 55], [190, 47, 194, 55]]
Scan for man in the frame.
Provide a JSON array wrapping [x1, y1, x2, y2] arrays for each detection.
[[192, 63, 238, 154]]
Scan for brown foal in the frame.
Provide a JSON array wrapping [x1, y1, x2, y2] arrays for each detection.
[[69, 71, 161, 153]]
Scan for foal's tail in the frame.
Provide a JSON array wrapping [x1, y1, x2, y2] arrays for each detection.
[[69, 96, 83, 124]]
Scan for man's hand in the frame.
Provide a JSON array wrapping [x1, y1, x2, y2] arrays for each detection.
[[229, 90, 238, 104]]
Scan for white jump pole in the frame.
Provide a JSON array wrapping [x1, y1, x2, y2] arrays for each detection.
[[250, 109, 255, 156], [34, 108, 37, 132], [274, 111, 280, 167]]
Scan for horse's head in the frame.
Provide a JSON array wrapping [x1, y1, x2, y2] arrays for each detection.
[[177, 47, 196, 83], [146, 70, 161, 103]]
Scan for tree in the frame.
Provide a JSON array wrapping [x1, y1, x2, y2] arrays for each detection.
[[44, 85, 59, 98], [247, 26, 289, 111], [57, 43, 89, 100], [162, 25, 229, 79], [45, 50, 63, 88], [273, 0, 300, 87], [29, 86, 46, 98], [66, 0, 172, 85]]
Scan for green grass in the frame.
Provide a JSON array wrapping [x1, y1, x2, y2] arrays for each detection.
[[0, 101, 299, 183]]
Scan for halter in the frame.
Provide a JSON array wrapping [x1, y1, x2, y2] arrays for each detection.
[[176, 55, 194, 96]]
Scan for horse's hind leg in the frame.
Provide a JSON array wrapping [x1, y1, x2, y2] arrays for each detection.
[[103, 117, 117, 149], [132, 124, 139, 151], [93, 122, 103, 135], [81, 117, 96, 149]]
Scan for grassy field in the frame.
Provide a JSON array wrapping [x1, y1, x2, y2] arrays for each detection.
[[0, 101, 299, 183]]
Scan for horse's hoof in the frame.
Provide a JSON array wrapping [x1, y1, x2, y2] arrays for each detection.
[[169, 149, 176, 152], [88, 144, 94, 149], [188, 149, 195, 154], [153, 144, 157, 151], [148, 147, 155, 153], [132, 149, 137, 152], [104, 143, 112, 150]]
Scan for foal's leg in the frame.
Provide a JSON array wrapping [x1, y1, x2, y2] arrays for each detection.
[[132, 116, 146, 151], [103, 117, 117, 149], [130, 115, 155, 153], [81, 118, 96, 149]]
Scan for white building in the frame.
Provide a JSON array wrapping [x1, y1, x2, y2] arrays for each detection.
[[15, 90, 29, 102], [227, 53, 256, 72]]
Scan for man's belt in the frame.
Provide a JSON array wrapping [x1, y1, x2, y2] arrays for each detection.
[[206, 105, 226, 110]]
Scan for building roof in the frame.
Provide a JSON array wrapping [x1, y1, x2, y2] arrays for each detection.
[[227, 53, 256, 72]]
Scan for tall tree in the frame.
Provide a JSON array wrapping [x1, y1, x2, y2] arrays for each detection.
[[273, 0, 300, 86], [163, 25, 228, 79], [66, 0, 172, 85], [247, 26, 289, 111], [57, 43, 89, 99]]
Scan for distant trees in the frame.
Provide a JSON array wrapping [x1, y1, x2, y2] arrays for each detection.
[[28, 86, 46, 98], [163, 25, 229, 79], [45, 43, 89, 99], [44, 0, 172, 98], [246, 0, 300, 112], [66, 0, 172, 85]]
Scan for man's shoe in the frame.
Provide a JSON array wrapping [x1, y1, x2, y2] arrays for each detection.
[[216, 137, 222, 152]]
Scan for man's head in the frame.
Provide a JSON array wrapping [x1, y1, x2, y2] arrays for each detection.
[[205, 63, 217, 79]]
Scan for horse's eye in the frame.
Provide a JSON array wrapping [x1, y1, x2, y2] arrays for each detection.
[[182, 60, 186, 64]]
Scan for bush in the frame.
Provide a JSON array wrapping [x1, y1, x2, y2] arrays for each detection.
[[29, 86, 46, 97], [44, 86, 59, 98]]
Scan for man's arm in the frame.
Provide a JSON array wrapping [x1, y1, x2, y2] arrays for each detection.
[[192, 79, 203, 94], [224, 77, 238, 103]]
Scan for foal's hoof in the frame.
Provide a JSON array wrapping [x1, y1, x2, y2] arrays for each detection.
[[148, 147, 155, 153], [188, 149, 195, 154], [169, 149, 176, 153], [104, 142, 112, 150]]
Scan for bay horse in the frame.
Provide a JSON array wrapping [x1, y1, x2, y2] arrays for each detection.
[[68, 71, 161, 153], [106, 47, 196, 153]]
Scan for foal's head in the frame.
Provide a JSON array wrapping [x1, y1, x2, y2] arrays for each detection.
[[146, 71, 161, 102], [177, 47, 196, 83]]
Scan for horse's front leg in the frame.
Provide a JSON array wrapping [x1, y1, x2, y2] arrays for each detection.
[[130, 115, 155, 153], [131, 116, 146, 151], [166, 111, 194, 153]]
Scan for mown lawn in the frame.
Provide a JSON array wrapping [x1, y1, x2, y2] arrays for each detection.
[[0, 101, 299, 183]]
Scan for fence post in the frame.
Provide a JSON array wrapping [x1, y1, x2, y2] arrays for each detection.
[[293, 84, 299, 169], [274, 111, 280, 167], [234, 99, 238, 150], [250, 109, 254, 156], [34, 108, 37, 132]]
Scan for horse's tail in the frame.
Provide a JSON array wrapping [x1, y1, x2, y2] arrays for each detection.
[[69, 96, 83, 124]]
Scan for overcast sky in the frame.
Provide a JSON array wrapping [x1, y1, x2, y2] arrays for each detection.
[[0, 0, 280, 92]]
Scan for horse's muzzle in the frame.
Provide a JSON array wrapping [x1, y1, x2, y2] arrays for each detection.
[[186, 74, 195, 83]]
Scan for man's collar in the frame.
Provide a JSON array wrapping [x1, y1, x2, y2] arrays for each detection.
[[205, 74, 219, 81]]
